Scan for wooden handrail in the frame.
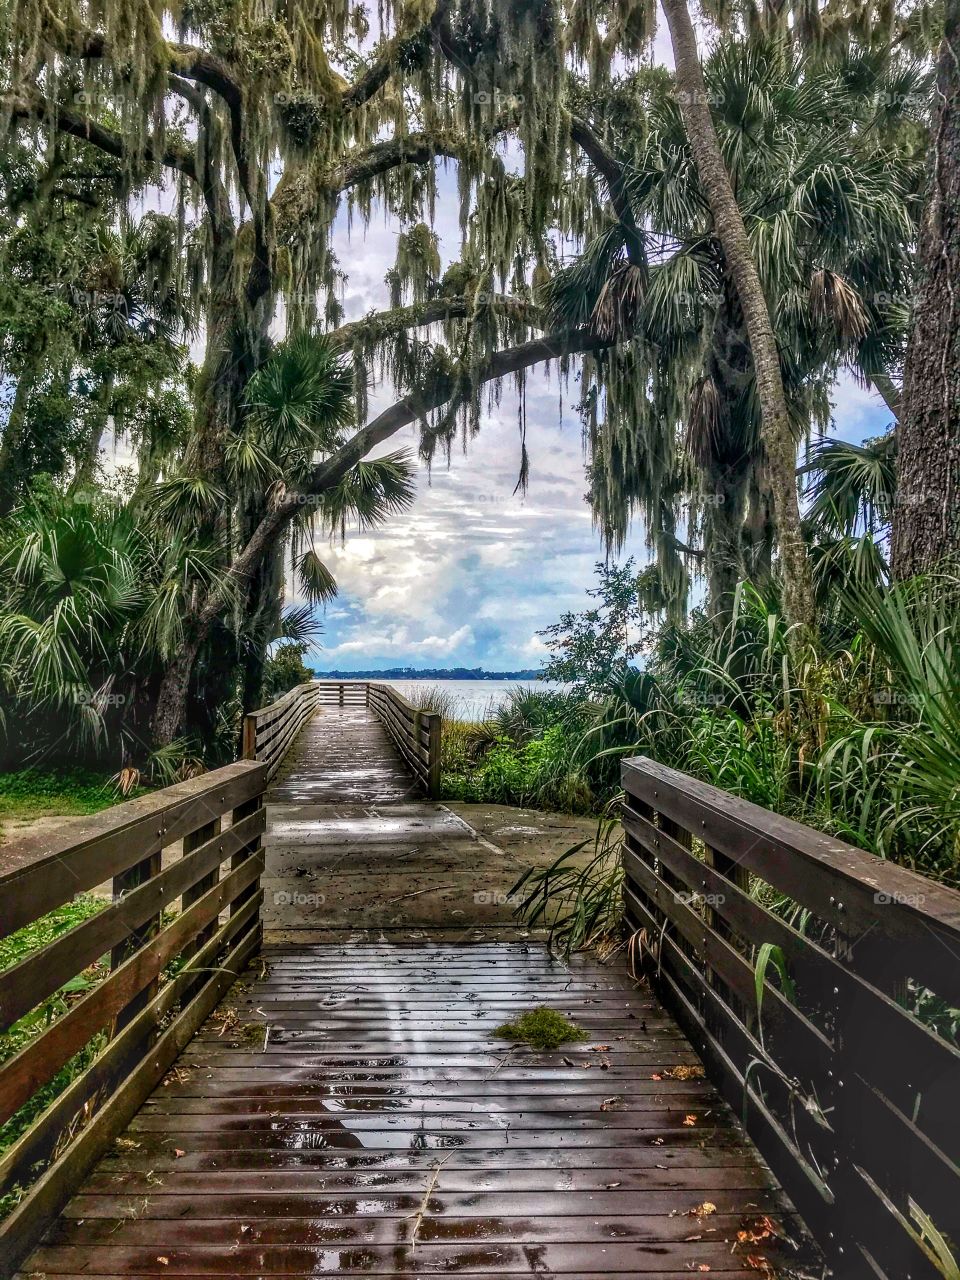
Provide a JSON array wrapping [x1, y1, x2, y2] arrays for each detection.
[[242, 681, 323, 779], [0, 759, 268, 1276], [0, 679, 442, 1269], [620, 755, 960, 1280]]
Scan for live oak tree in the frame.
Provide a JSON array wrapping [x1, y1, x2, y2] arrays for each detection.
[[3, 0, 663, 744]]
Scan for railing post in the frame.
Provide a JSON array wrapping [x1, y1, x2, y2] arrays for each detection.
[[426, 711, 442, 799], [242, 713, 257, 760], [110, 841, 163, 1033], [179, 816, 222, 1001], [230, 788, 265, 952], [339, 681, 344, 707]]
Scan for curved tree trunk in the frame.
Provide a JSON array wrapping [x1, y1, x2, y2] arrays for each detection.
[[152, 635, 203, 747], [891, 0, 960, 579], [660, 0, 816, 637]]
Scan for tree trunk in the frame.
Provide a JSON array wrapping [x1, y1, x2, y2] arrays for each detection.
[[871, 371, 902, 422], [151, 636, 203, 747], [185, 235, 270, 490], [660, 0, 816, 637], [891, 0, 960, 578], [69, 370, 115, 499], [0, 353, 42, 516]]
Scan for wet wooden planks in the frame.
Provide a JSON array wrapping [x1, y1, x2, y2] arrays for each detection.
[[267, 706, 415, 805], [259, 703, 599, 937], [20, 943, 817, 1277]]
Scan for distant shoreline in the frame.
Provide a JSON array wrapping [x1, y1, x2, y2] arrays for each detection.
[[312, 668, 544, 682]]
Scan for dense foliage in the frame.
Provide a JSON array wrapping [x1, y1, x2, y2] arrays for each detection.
[[444, 555, 960, 886], [0, 0, 950, 778]]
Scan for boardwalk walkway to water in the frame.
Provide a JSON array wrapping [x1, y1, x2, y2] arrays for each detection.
[[16, 700, 817, 1278]]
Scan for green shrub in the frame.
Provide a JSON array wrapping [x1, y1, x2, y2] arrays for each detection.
[[442, 723, 592, 811]]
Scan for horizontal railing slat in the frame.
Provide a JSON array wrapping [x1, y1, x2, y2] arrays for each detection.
[[624, 756, 960, 1005], [0, 755, 268, 1276], [622, 801, 960, 1151], [0, 906, 262, 1278], [0, 809, 264, 1033], [0, 845, 264, 1126]]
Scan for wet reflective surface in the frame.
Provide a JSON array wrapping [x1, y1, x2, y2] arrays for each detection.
[[23, 708, 821, 1276], [30, 944, 819, 1276]]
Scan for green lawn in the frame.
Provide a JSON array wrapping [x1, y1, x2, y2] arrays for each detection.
[[0, 767, 138, 827]]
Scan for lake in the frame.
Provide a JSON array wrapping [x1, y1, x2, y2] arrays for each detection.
[[332, 678, 563, 723]]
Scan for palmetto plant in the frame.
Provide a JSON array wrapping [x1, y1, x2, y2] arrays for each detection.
[[0, 487, 241, 763], [232, 331, 415, 637], [0, 494, 152, 753], [819, 574, 960, 878]]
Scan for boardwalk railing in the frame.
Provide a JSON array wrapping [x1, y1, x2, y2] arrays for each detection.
[[621, 755, 960, 1280], [242, 680, 324, 779], [367, 681, 442, 799], [243, 679, 442, 797], [0, 760, 268, 1276]]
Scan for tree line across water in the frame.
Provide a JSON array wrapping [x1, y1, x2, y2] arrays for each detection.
[[0, 0, 959, 891]]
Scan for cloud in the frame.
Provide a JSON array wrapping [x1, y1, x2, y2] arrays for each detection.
[[320, 622, 475, 661]]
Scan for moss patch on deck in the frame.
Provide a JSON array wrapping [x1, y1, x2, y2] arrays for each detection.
[[494, 1006, 589, 1051]]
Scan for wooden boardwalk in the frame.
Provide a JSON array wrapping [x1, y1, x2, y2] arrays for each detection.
[[259, 704, 594, 940], [17, 705, 817, 1278]]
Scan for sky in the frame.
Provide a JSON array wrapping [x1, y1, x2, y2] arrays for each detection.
[[299, 171, 893, 673]]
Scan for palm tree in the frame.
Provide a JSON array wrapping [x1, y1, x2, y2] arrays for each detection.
[[548, 35, 925, 623], [891, 0, 960, 578], [149, 331, 416, 744], [658, 0, 816, 635]]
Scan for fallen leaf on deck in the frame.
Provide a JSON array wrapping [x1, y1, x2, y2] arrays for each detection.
[[688, 1201, 717, 1216], [664, 1065, 706, 1081]]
